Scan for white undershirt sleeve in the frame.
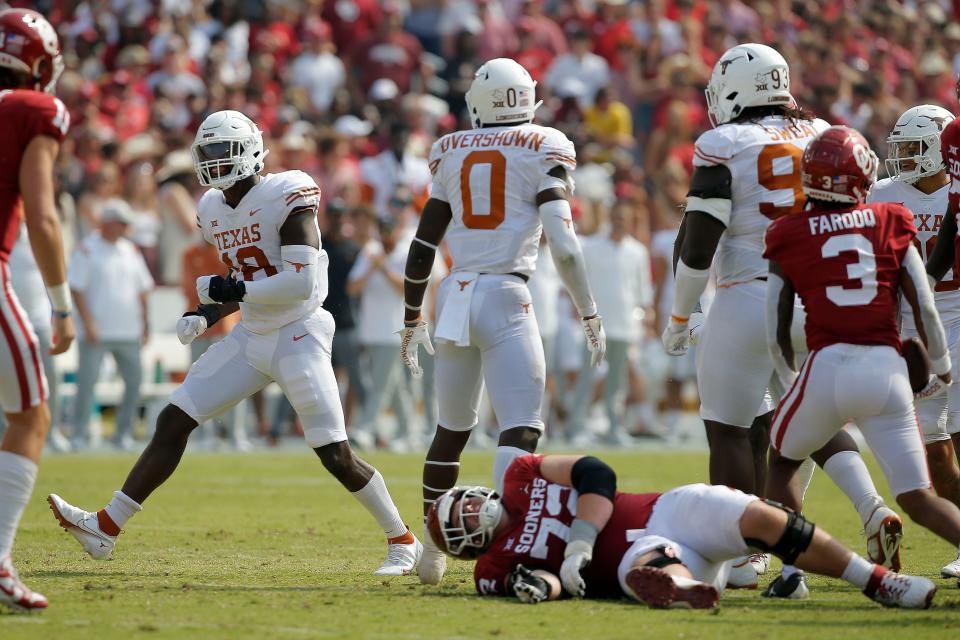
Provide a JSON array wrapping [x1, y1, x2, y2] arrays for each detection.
[[242, 244, 319, 304], [539, 198, 597, 318]]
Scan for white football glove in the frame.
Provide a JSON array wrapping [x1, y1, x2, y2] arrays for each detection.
[[661, 317, 689, 356], [398, 320, 434, 379], [560, 540, 592, 597], [196, 275, 216, 305], [687, 311, 705, 346], [581, 315, 606, 367], [176, 313, 208, 346], [915, 375, 950, 402]]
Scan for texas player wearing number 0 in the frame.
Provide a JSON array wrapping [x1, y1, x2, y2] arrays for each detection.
[[399, 58, 604, 586], [48, 110, 423, 578], [0, 9, 76, 612], [764, 125, 960, 579]]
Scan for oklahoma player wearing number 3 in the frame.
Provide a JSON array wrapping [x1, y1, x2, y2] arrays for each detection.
[[48, 110, 422, 577], [399, 59, 605, 586], [764, 126, 960, 582]]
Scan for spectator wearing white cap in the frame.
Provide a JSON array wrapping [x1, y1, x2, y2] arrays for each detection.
[[69, 199, 154, 450]]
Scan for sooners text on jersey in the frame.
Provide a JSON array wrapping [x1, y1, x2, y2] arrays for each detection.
[[474, 455, 660, 599], [0, 89, 69, 262], [693, 115, 830, 286], [197, 170, 327, 333], [428, 123, 576, 277], [763, 202, 916, 351], [867, 177, 960, 325]]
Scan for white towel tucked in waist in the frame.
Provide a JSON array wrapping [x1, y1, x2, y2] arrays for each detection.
[[435, 272, 478, 346]]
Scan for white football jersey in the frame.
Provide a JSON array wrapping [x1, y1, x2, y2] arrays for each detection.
[[693, 115, 830, 286], [428, 123, 576, 276], [867, 177, 960, 325], [197, 171, 328, 334]]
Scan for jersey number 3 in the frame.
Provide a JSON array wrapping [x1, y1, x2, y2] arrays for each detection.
[[460, 150, 506, 229], [758, 143, 804, 219], [821, 234, 878, 307]]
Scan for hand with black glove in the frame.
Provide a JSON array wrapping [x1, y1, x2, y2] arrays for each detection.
[[202, 275, 246, 303], [506, 565, 553, 604]]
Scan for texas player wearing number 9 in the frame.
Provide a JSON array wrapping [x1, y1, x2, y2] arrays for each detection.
[[764, 125, 960, 575], [399, 58, 605, 586], [0, 8, 77, 612], [47, 110, 424, 578]]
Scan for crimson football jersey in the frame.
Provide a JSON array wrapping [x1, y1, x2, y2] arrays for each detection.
[[474, 455, 660, 599], [763, 202, 916, 351], [941, 117, 960, 270], [0, 89, 69, 262]]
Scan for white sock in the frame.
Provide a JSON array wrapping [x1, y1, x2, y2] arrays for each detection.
[[103, 490, 141, 530], [797, 457, 817, 501], [822, 450, 884, 524], [493, 446, 527, 495], [840, 554, 875, 590], [351, 470, 407, 539], [0, 451, 38, 558]]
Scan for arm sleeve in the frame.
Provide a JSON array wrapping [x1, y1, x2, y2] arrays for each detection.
[[903, 243, 951, 376], [540, 199, 597, 318], [242, 244, 319, 304]]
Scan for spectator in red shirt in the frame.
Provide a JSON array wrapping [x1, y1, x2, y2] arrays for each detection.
[[347, 3, 424, 94]]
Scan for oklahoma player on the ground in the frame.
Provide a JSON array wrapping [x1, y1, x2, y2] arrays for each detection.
[[48, 110, 422, 577], [427, 454, 937, 609], [0, 9, 76, 612], [764, 125, 960, 585], [867, 104, 960, 510], [399, 58, 605, 586], [663, 43, 893, 597]]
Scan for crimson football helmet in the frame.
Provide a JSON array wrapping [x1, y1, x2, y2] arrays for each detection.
[[0, 9, 63, 93], [426, 486, 503, 559], [801, 126, 878, 205]]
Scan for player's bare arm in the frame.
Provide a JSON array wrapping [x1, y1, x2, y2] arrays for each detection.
[[21, 134, 74, 355], [662, 165, 729, 356], [926, 204, 957, 284], [538, 165, 606, 366], [765, 259, 798, 396], [901, 243, 952, 383]]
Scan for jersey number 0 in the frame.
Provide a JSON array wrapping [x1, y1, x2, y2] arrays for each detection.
[[460, 150, 506, 230]]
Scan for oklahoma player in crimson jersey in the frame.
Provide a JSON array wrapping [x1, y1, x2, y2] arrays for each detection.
[[427, 454, 938, 609], [0, 9, 76, 612], [765, 125, 960, 578]]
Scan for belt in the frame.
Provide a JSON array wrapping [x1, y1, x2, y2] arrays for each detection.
[[479, 271, 529, 283]]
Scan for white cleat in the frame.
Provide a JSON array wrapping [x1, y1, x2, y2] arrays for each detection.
[[863, 505, 902, 572], [47, 494, 116, 560], [941, 552, 960, 578], [0, 556, 48, 612], [373, 533, 422, 577], [726, 555, 758, 589], [865, 568, 935, 609], [749, 553, 771, 575], [418, 527, 447, 585]]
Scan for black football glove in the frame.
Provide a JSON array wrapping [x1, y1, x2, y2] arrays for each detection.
[[506, 565, 551, 604], [207, 275, 246, 303]]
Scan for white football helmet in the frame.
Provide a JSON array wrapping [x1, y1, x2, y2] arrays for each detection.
[[706, 43, 793, 127], [885, 104, 955, 183], [426, 486, 503, 558], [464, 58, 542, 129], [191, 110, 269, 190]]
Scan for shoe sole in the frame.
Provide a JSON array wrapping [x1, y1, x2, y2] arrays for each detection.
[[940, 568, 960, 578], [46, 495, 112, 560], [625, 566, 719, 609], [878, 516, 903, 573]]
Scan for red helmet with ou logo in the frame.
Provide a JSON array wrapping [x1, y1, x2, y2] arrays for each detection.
[[801, 125, 879, 205], [0, 9, 63, 94]]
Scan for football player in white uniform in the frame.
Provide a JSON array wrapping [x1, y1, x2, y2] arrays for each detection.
[[867, 104, 960, 510], [399, 59, 605, 586], [47, 111, 422, 576], [664, 44, 900, 597]]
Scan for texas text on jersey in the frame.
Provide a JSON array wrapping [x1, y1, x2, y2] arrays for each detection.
[[0, 89, 69, 261], [764, 201, 916, 351], [196, 170, 327, 333], [428, 122, 576, 277], [474, 455, 660, 599], [693, 115, 830, 286]]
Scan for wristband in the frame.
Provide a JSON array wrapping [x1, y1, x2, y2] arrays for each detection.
[[47, 282, 72, 313]]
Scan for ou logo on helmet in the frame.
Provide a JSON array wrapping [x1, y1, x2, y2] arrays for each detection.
[[22, 12, 59, 56], [852, 143, 877, 177]]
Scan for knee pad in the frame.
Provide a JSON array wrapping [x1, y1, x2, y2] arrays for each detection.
[[744, 499, 815, 565]]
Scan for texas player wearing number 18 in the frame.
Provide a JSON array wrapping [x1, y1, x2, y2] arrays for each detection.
[[399, 58, 605, 587], [0, 9, 76, 612], [48, 110, 422, 577], [764, 125, 960, 578], [427, 454, 937, 609]]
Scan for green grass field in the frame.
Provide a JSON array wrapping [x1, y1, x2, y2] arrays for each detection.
[[3, 450, 960, 639]]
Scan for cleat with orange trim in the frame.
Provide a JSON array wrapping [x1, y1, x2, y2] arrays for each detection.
[[47, 494, 116, 560], [373, 531, 422, 576]]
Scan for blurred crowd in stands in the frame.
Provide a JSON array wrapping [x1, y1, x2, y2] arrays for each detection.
[[10, 0, 960, 452]]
